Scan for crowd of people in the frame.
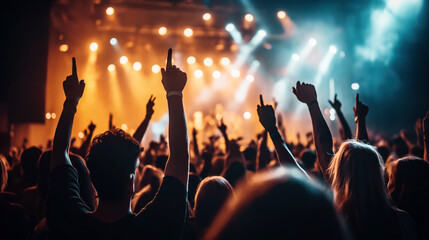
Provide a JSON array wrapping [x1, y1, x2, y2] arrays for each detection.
[[1, 49, 429, 240]]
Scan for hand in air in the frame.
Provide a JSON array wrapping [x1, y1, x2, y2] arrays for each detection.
[[292, 81, 317, 105], [161, 49, 187, 93], [146, 95, 156, 117], [257, 94, 277, 132], [218, 119, 227, 133], [328, 94, 342, 111], [63, 57, 85, 104], [353, 94, 369, 122], [88, 121, 96, 133]]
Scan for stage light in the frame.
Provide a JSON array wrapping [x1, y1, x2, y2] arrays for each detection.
[[231, 69, 240, 78], [225, 23, 235, 32], [152, 64, 160, 73], [194, 70, 203, 78], [46, 112, 51, 120], [158, 27, 167, 36], [330, 108, 336, 115], [243, 112, 251, 119], [107, 64, 116, 72], [277, 11, 286, 19], [329, 45, 338, 54], [120, 56, 128, 64], [90, 42, 98, 52], [330, 114, 336, 121], [220, 57, 230, 66], [213, 71, 221, 79], [187, 56, 196, 64], [204, 58, 213, 66], [244, 13, 254, 22], [106, 7, 114, 16], [309, 38, 317, 46], [110, 38, 118, 45], [121, 124, 128, 131], [51, 113, 56, 119], [339, 51, 346, 58], [78, 132, 84, 139], [59, 44, 68, 52], [203, 13, 211, 21], [184, 28, 193, 37], [258, 29, 267, 37], [351, 83, 360, 90], [246, 74, 254, 82], [133, 62, 142, 71], [292, 53, 300, 61]]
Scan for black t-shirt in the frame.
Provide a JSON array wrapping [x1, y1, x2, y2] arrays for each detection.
[[46, 164, 187, 240]]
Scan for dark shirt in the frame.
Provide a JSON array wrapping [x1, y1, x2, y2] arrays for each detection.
[[47, 164, 187, 240]]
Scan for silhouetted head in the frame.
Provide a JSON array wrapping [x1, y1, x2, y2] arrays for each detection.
[[243, 146, 257, 171], [21, 146, 42, 186], [188, 173, 202, 209], [0, 154, 8, 192], [87, 129, 140, 201], [204, 167, 348, 240], [391, 136, 409, 158], [194, 176, 234, 237], [37, 151, 52, 199], [376, 145, 390, 163], [299, 149, 317, 171], [222, 161, 246, 188]]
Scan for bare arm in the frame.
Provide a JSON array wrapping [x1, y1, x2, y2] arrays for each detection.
[[293, 81, 333, 181], [353, 94, 369, 141], [133, 95, 155, 142], [52, 57, 85, 171], [78, 122, 95, 159], [218, 119, 230, 153], [161, 49, 189, 189], [329, 94, 353, 140]]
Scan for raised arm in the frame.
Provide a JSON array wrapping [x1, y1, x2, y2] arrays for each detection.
[[257, 94, 307, 176], [133, 95, 155, 142], [423, 111, 429, 162], [329, 94, 353, 140], [78, 121, 96, 158], [217, 119, 230, 153], [51, 58, 85, 171], [292, 81, 333, 180], [161, 49, 189, 189], [353, 94, 369, 142]]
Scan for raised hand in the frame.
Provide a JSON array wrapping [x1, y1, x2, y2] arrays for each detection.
[[161, 49, 187, 93], [292, 81, 317, 105], [257, 94, 277, 132], [218, 119, 227, 133], [328, 94, 341, 110], [88, 121, 96, 133], [353, 94, 369, 122], [146, 95, 156, 117], [63, 57, 85, 104]]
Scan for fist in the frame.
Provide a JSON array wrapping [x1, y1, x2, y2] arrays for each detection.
[[292, 81, 317, 105]]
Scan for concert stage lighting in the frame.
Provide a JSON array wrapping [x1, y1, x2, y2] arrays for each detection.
[[158, 27, 167, 36], [90, 42, 98, 52], [231, 69, 240, 78], [187, 56, 196, 64], [203, 13, 211, 21], [213, 71, 221, 79], [243, 112, 251, 119], [245, 14, 254, 22], [204, 58, 213, 66], [351, 83, 360, 90], [194, 70, 203, 78], [106, 7, 114, 16], [107, 64, 116, 72], [184, 28, 193, 37], [110, 38, 118, 45], [59, 44, 68, 52], [277, 11, 286, 19], [221, 57, 230, 66], [120, 56, 128, 64], [152, 64, 160, 73], [133, 62, 142, 71]]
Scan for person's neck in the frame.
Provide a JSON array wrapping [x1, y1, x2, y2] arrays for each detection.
[[92, 197, 132, 223]]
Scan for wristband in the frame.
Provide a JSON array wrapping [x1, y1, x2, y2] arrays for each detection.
[[308, 101, 318, 109], [166, 91, 182, 98]]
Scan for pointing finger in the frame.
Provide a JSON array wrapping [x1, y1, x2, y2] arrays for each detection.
[[259, 94, 264, 106], [166, 48, 172, 69], [72, 57, 77, 78]]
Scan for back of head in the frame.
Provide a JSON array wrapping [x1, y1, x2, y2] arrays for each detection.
[[188, 173, 202, 208], [37, 151, 52, 199], [194, 176, 234, 236], [204, 167, 348, 240], [391, 137, 409, 158], [328, 140, 393, 237], [0, 153, 8, 192], [299, 149, 317, 171], [222, 161, 246, 187], [21, 146, 42, 186], [87, 129, 140, 201]]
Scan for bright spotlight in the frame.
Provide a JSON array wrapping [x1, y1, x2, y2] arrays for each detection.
[[119, 56, 128, 64], [133, 62, 142, 71], [203, 13, 211, 21], [78, 132, 84, 139], [45, 112, 51, 120], [246, 74, 254, 82], [158, 27, 167, 36], [212, 71, 221, 79], [277, 11, 286, 19], [184, 28, 193, 37], [59, 44, 68, 52], [330, 108, 336, 115], [292, 53, 300, 61], [187, 56, 196, 64], [204, 58, 213, 66], [244, 13, 254, 22], [351, 83, 360, 90], [194, 70, 203, 78], [257, 29, 267, 37], [329, 45, 338, 54], [231, 69, 240, 78], [152, 64, 160, 73], [243, 112, 251, 119], [309, 38, 317, 46], [121, 124, 128, 131], [330, 114, 336, 121], [107, 64, 116, 72], [51, 113, 56, 119], [220, 57, 230, 66], [110, 38, 118, 45], [89, 42, 98, 52], [106, 7, 114, 16], [225, 23, 235, 31]]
